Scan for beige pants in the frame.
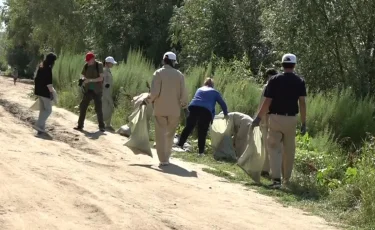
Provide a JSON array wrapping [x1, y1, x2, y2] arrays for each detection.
[[267, 114, 297, 182], [154, 116, 180, 163]]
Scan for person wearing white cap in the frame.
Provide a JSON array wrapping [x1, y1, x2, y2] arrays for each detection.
[[146, 51, 188, 166], [252, 53, 307, 189], [102, 56, 117, 130]]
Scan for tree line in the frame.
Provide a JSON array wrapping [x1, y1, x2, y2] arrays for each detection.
[[1, 0, 375, 96]]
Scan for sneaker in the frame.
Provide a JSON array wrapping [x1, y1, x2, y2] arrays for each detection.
[[33, 125, 46, 133], [198, 153, 205, 157], [99, 128, 106, 132], [268, 180, 282, 189], [73, 126, 83, 131], [159, 162, 170, 167], [172, 145, 186, 152]]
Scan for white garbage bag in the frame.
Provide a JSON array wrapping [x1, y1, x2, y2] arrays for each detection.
[[237, 127, 265, 183]]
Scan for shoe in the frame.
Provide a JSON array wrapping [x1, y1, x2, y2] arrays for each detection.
[[33, 125, 46, 133], [159, 162, 170, 167], [37, 131, 44, 135], [198, 153, 205, 157], [99, 128, 106, 132], [268, 180, 281, 189], [74, 126, 83, 131], [172, 145, 186, 153]]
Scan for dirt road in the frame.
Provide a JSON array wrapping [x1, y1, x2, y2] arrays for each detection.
[[0, 76, 338, 230]]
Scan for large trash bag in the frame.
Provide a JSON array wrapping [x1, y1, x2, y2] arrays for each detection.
[[124, 105, 153, 157], [29, 90, 58, 111], [237, 127, 265, 183], [30, 99, 40, 111], [210, 114, 237, 161]]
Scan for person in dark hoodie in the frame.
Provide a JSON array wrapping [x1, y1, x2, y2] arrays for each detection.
[[33, 52, 57, 135]]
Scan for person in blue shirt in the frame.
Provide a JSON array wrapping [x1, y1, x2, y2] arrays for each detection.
[[177, 78, 228, 156]]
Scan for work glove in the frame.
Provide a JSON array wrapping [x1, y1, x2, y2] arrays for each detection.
[[183, 108, 189, 117], [251, 116, 261, 129], [301, 123, 307, 135], [50, 92, 54, 101], [78, 78, 84, 87], [105, 84, 110, 88]]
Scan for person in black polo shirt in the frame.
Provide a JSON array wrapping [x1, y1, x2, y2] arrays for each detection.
[[252, 53, 307, 189]]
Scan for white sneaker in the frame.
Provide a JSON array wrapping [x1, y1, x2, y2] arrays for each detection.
[[198, 153, 205, 157], [172, 146, 186, 152]]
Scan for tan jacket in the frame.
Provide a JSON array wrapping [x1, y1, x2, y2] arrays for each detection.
[[149, 65, 188, 117]]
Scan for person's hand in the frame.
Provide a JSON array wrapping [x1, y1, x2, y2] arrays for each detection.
[[78, 78, 84, 87], [50, 92, 54, 101], [140, 99, 148, 107], [183, 108, 189, 117], [251, 116, 261, 128], [301, 123, 307, 135], [84, 78, 92, 84], [105, 84, 110, 88]]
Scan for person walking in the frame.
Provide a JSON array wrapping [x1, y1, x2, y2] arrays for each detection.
[[12, 67, 18, 85], [102, 56, 117, 131], [252, 54, 307, 189], [259, 68, 278, 178], [74, 52, 105, 132], [177, 78, 228, 157], [33, 52, 57, 135], [148, 51, 188, 166]]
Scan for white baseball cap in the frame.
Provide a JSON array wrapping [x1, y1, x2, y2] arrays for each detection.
[[282, 53, 297, 64], [105, 56, 117, 64], [163, 52, 178, 63]]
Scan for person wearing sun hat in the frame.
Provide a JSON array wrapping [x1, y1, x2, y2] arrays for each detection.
[[101, 56, 117, 131], [147, 51, 188, 166], [252, 53, 307, 189], [74, 52, 105, 132]]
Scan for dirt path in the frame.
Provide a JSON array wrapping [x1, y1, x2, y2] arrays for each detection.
[[0, 76, 338, 230]]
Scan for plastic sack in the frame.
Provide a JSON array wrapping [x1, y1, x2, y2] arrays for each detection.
[[117, 125, 131, 137], [210, 114, 237, 161], [237, 127, 265, 183], [124, 105, 153, 157], [30, 99, 40, 111]]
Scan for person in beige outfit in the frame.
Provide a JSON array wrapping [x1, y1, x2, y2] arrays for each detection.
[[148, 52, 188, 166]]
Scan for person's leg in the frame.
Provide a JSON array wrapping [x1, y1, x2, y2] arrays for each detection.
[[165, 116, 181, 160], [154, 116, 168, 163], [102, 91, 114, 127], [196, 108, 212, 154], [93, 91, 105, 130], [261, 116, 271, 176], [281, 116, 297, 184], [177, 107, 199, 147], [267, 114, 284, 188], [36, 97, 52, 131], [77, 91, 93, 128]]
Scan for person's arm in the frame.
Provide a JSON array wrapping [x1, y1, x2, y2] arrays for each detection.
[[180, 74, 188, 108], [46, 69, 54, 93], [299, 80, 307, 125], [299, 97, 306, 124], [216, 92, 228, 116], [255, 79, 274, 119], [149, 71, 162, 102]]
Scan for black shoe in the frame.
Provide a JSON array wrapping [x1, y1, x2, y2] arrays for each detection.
[[74, 126, 83, 131], [99, 128, 106, 132], [268, 180, 281, 189]]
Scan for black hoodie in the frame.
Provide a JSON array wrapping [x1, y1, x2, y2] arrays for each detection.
[[34, 53, 57, 98]]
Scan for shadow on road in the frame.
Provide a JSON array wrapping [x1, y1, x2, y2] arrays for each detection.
[[129, 163, 198, 178]]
